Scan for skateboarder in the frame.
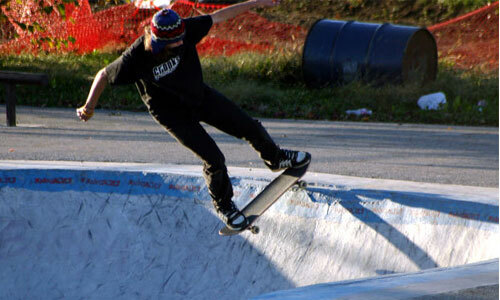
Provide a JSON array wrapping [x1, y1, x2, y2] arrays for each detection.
[[76, 0, 310, 230]]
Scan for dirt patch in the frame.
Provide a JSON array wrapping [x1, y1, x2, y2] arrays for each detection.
[[429, 3, 499, 71]]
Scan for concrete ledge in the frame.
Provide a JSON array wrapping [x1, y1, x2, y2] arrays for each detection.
[[412, 284, 498, 300], [254, 259, 499, 300], [1, 160, 497, 203]]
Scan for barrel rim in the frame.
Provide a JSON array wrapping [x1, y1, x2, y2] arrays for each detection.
[[401, 27, 438, 84], [301, 18, 328, 87], [330, 20, 355, 84]]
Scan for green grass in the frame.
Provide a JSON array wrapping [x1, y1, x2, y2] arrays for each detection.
[[0, 52, 142, 110], [0, 51, 497, 126], [204, 53, 498, 125]]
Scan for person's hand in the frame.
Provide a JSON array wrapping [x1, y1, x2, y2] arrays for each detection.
[[256, 0, 280, 8], [76, 105, 94, 122]]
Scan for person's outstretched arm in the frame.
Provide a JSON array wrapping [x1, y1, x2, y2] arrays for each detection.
[[76, 68, 108, 122], [210, 0, 280, 24]]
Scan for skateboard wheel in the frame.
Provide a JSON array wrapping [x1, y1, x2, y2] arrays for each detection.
[[249, 226, 260, 234], [296, 180, 307, 189]]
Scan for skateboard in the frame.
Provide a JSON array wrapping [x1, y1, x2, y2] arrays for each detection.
[[219, 153, 311, 236]]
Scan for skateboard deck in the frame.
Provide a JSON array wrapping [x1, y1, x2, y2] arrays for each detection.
[[219, 154, 311, 236]]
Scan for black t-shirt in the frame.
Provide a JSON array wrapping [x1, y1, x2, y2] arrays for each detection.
[[105, 15, 213, 110]]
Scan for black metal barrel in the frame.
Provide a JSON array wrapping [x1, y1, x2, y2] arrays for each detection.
[[302, 19, 437, 87]]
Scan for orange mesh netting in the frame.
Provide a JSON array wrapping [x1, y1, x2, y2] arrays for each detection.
[[0, 0, 304, 55], [0, 0, 155, 53], [429, 1, 499, 71], [0, 0, 497, 71]]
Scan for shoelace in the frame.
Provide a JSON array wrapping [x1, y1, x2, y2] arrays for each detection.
[[214, 201, 246, 228], [278, 150, 296, 169]]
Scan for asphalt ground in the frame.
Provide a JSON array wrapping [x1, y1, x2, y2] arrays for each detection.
[[1, 106, 498, 187]]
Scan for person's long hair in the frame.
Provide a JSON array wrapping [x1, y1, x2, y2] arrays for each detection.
[[144, 25, 152, 52]]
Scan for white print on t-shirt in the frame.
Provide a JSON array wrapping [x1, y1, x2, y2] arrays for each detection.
[[153, 56, 180, 80]]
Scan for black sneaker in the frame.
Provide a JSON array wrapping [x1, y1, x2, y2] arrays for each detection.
[[212, 199, 248, 230], [265, 149, 310, 172]]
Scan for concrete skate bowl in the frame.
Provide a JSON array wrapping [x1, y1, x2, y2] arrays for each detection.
[[0, 162, 498, 299]]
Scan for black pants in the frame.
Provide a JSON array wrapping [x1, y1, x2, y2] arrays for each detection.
[[149, 85, 279, 202]]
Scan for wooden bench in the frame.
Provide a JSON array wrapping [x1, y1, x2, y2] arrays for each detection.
[[0, 71, 49, 127]]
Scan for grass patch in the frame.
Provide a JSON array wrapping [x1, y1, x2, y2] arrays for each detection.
[[203, 52, 498, 125], [0, 52, 141, 110], [0, 51, 497, 126]]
